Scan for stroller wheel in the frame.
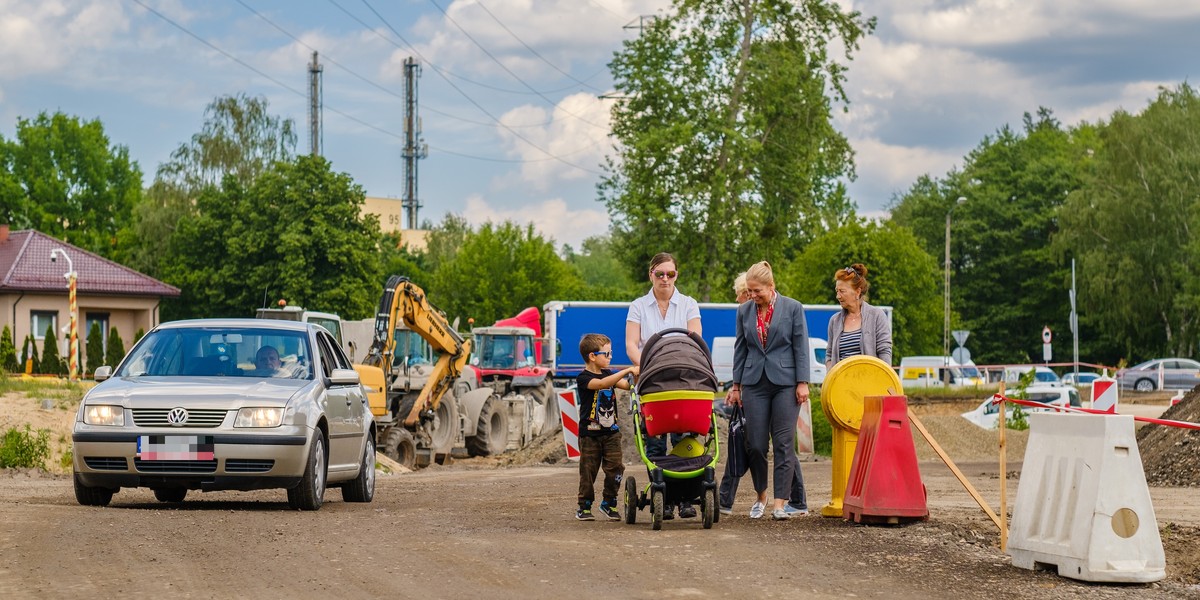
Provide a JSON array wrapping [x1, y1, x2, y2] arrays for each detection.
[[701, 487, 716, 529], [651, 489, 664, 531], [623, 476, 638, 525]]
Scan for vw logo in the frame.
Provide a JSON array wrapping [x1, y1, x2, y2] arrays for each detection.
[[166, 407, 189, 426]]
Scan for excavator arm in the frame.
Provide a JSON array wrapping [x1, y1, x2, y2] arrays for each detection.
[[362, 275, 473, 427]]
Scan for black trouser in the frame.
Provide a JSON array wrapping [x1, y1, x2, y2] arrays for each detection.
[[578, 432, 624, 506], [743, 380, 801, 500]]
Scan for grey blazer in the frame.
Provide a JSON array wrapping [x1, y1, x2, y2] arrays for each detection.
[[733, 294, 811, 387], [826, 300, 892, 367]]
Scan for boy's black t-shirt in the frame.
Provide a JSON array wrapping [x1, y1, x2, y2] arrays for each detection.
[[576, 369, 620, 437]]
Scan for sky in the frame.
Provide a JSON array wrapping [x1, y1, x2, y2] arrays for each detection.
[[1, 0, 1197, 251]]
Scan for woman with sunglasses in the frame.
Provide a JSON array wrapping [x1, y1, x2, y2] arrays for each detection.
[[826, 263, 892, 367], [626, 251, 701, 519]]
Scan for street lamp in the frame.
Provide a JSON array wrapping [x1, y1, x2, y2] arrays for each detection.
[[944, 196, 966, 383], [49, 248, 78, 381]]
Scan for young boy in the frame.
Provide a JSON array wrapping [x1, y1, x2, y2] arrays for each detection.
[[575, 333, 638, 521]]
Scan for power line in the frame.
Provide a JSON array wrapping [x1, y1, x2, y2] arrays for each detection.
[[474, 0, 606, 93], [426, 0, 609, 130], [356, 0, 604, 175], [132, 0, 602, 166]]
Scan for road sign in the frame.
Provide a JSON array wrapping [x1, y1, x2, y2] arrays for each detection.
[[952, 330, 970, 347], [1042, 326, 1052, 344], [1042, 343, 1052, 362], [1091, 378, 1118, 412], [952, 346, 971, 365]]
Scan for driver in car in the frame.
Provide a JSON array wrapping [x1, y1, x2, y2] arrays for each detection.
[[251, 346, 286, 377]]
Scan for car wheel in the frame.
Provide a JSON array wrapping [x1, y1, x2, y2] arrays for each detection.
[[153, 488, 187, 503], [287, 431, 327, 511], [1134, 378, 1155, 392], [342, 434, 376, 503], [73, 473, 113, 507]]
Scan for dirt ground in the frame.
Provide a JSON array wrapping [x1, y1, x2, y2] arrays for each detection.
[[1, 391, 1198, 599]]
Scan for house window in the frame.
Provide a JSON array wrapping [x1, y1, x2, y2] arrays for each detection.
[[31, 311, 58, 340], [86, 313, 110, 353]]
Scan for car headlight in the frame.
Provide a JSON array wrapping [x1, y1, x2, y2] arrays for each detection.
[[235, 407, 284, 428], [84, 405, 125, 426]]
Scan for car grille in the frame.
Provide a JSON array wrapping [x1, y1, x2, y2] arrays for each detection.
[[84, 457, 128, 470], [131, 408, 229, 428], [134, 459, 218, 473], [225, 459, 275, 473]]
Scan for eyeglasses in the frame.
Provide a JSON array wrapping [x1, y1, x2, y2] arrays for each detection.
[[591, 351, 612, 357], [652, 270, 678, 280]]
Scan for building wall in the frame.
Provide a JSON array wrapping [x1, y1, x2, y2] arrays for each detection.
[[0, 292, 162, 357], [363, 196, 405, 234]]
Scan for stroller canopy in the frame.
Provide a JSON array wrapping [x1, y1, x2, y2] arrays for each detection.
[[637, 328, 718, 395]]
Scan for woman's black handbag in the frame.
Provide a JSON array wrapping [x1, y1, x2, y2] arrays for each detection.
[[727, 404, 749, 477]]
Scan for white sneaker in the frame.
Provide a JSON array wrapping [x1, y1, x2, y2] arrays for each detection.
[[719, 505, 733, 516], [749, 501, 765, 519]]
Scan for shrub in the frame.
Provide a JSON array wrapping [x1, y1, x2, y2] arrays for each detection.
[[0, 325, 17, 373], [41, 325, 64, 376], [105, 327, 126, 369], [0, 425, 51, 469], [85, 321, 104, 376]]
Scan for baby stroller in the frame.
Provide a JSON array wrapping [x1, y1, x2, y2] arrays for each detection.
[[624, 328, 720, 530]]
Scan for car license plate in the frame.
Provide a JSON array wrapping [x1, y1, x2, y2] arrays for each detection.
[[137, 435, 215, 460]]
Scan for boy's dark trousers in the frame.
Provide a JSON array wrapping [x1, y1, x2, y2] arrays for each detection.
[[578, 432, 624, 504]]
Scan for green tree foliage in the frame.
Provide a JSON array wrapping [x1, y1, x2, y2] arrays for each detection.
[[133, 328, 145, 345], [782, 219, 942, 360], [432, 221, 582, 325], [40, 325, 64, 376], [85, 321, 103, 376], [160, 155, 382, 320], [1056, 84, 1200, 361], [379, 232, 429, 286], [890, 109, 1095, 363], [0, 325, 17, 372], [20, 334, 39, 374], [601, 0, 874, 299], [0, 111, 141, 256], [562, 235, 640, 301], [105, 327, 126, 369], [116, 94, 297, 278]]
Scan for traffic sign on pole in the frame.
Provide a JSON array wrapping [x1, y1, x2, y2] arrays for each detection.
[[1042, 326, 1052, 344]]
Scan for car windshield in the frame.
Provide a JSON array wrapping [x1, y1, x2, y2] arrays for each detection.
[[118, 326, 313, 379], [1035, 371, 1060, 383]]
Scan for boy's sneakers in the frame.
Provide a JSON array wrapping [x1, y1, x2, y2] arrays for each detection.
[[576, 503, 595, 521], [598, 500, 621, 521], [677, 503, 697, 519]]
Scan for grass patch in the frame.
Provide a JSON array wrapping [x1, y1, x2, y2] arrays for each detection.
[[0, 374, 89, 406], [0, 424, 51, 469]]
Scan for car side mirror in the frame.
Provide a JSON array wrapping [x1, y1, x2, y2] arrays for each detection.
[[94, 366, 112, 382], [329, 368, 360, 386]]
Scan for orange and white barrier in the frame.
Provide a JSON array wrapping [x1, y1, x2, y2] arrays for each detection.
[[558, 387, 580, 461]]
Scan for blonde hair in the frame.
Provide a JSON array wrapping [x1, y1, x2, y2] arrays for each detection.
[[745, 261, 775, 288], [733, 272, 748, 298]]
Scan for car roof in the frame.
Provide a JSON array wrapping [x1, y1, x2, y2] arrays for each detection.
[[156, 318, 312, 332]]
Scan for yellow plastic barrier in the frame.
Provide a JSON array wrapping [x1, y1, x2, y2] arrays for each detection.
[[819, 356, 901, 517]]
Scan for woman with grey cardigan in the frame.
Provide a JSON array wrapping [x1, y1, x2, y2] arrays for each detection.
[[826, 264, 893, 367]]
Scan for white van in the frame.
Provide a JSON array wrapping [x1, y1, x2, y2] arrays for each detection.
[[711, 337, 827, 386], [899, 356, 984, 388]]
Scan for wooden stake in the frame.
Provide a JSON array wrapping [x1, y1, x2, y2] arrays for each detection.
[[908, 408, 1003, 531], [999, 382, 1008, 551]]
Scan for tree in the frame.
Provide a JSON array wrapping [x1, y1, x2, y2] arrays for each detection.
[[20, 334, 39, 375], [1056, 84, 1200, 361], [562, 235, 640, 301], [116, 94, 298, 277], [159, 155, 382, 320], [782, 219, 942, 360], [40, 325, 63, 376], [85, 322, 104, 376], [105, 327, 126, 369], [0, 325, 17, 373], [432, 221, 582, 325], [890, 109, 1095, 364], [133, 328, 145, 347], [0, 111, 141, 256], [601, 0, 874, 299]]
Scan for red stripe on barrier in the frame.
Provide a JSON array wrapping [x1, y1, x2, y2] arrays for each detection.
[[994, 394, 1200, 430], [562, 413, 579, 434]]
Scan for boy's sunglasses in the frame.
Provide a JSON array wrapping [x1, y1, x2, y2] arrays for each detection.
[[652, 270, 678, 280], [591, 351, 612, 357]]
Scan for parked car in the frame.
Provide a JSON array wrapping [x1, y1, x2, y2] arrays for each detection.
[[1061, 371, 1102, 387], [1116, 358, 1200, 392], [961, 384, 1078, 429], [1002, 366, 1062, 387], [71, 319, 376, 510]]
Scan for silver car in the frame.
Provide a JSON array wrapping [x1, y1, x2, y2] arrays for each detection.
[[71, 319, 375, 510], [1116, 358, 1200, 392]]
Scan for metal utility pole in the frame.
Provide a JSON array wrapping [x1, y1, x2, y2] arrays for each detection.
[[309, 51, 323, 157], [402, 57, 427, 230]]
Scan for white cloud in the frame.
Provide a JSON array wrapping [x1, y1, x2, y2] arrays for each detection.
[[460, 194, 608, 249], [493, 92, 611, 190]]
